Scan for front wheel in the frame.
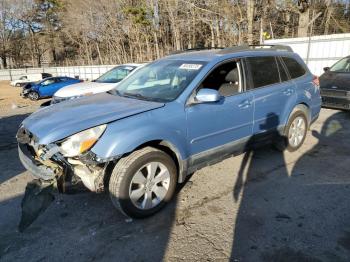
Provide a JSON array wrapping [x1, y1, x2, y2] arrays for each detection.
[[109, 147, 177, 218], [28, 91, 39, 101]]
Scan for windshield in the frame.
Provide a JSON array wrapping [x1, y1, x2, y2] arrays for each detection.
[[39, 78, 56, 86], [95, 65, 136, 83], [114, 60, 207, 102], [330, 57, 350, 72]]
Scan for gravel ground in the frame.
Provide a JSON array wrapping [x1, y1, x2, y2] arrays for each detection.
[[0, 81, 350, 261], [0, 81, 49, 117]]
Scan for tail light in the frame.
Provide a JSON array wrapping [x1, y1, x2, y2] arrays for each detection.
[[312, 75, 320, 87], [79, 79, 84, 82]]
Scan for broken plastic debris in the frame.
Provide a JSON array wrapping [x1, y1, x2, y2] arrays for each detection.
[[18, 179, 55, 232], [125, 218, 133, 223]]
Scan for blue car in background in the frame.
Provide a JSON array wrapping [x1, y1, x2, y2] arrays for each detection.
[[21, 76, 82, 100]]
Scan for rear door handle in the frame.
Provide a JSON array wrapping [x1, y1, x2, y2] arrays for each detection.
[[238, 100, 252, 109]]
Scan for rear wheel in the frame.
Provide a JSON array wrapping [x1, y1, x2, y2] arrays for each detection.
[[276, 110, 308, 152], [109, 147, 177, 218], [28, 91, 39, 101], [287, 115, 307, 150]]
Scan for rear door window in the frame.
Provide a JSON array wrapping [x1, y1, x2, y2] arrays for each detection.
[[282, 57, 306, 79], [245, 56, 280, 89]]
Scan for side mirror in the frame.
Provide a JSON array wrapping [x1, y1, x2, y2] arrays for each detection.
[[323, 67, 330, 72], [195, 89, 221, 103]]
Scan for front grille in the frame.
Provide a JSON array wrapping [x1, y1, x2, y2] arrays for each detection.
[[321, 89, 349, 97], [322, 97, 350, 109], [17, 127, 32, 144], [16, 126, 39, 146]]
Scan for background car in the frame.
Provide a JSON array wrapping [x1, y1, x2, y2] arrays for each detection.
[[21, 76, 82, 100], [51, 63, 145, 104], [10, 73, 52, 87], [320, 56, 350, 110]]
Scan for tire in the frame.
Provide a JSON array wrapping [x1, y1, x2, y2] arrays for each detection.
[[15, 83, 21, 87], [28, 91, 39, 101], [276, 110, 308, 152], [109, 147, 177, 218]]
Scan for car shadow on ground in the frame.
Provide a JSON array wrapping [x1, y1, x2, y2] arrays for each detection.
[[0, 113, 29, 184], [1, 111, 350, 261], [0, 112, 183, 261], [230, 110, 350, 261]]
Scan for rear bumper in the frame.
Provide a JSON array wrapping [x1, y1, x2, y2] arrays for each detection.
[[18, 143, 57, 181]]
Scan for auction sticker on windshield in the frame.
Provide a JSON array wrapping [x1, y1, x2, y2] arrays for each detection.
[[179, 64, 203, 70]]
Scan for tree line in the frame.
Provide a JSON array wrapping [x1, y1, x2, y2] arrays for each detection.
[[0, 0, 349, 68]]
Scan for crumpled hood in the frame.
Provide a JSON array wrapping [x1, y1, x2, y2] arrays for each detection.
[[22, 92, 164, 144], [54, 81, 117, 97]]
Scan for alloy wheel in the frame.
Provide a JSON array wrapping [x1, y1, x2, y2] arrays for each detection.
[[129, 162, 170, 210], [288, 116, 306, 148]]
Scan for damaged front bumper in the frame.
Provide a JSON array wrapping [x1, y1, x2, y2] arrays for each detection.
[[18, 143, 57, 181], [18, 142, 111, 193]]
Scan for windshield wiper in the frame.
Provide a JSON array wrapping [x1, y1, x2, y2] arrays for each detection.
[[122, 92, 152, 101], [108, 89, 121, 96]]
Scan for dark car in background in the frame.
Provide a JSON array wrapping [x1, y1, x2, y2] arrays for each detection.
[[320, 56, 350, 110], [21, 76, 82, 100]]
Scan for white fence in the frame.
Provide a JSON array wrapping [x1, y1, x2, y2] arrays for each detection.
[[55, 65, 116, 81], [1, 33, 350, 81], [266, 33, 350, 76], [0, 65, 116, 81]]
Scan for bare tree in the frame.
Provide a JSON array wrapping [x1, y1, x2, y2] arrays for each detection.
[[1, 0, 350, 67], [297, 0, 310, 37]]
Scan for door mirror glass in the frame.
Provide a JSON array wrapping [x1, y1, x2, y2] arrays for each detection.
[[323, 67, 330, 72], [195, 89, 221, 103]]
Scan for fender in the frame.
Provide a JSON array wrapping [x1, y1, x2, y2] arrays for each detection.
[[91, 108, 189, 180]]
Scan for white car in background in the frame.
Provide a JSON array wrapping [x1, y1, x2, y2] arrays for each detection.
[[51, 63, 145, 104], [10, 73, 52, 87]]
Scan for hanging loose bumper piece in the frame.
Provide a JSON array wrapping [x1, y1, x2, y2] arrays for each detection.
[[18, 179, 55, 232]]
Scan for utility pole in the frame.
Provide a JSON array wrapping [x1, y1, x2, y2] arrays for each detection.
[[306, 12, 322, 65]]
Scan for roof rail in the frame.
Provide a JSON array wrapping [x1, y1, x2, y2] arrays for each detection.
[[249, 45, 293, 52], [169, 47, 224, 55], [218, 44, 293, 54], [168, 44, 293, 56]]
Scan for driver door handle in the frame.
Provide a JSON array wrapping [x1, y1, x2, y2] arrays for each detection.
[[238, 99, 252, 109]]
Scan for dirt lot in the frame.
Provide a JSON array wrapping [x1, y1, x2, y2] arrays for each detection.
[[0, 81, 49, 117], [0, 80, 350, 262]]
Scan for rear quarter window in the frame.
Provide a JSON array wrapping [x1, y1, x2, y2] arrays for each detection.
[[282, 57, 306, 79]]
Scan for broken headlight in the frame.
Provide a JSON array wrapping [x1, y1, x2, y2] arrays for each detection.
[[59, 125, 106, 157]]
